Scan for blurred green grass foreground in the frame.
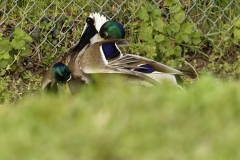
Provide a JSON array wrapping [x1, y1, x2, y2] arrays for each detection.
[[0, 76, 240, 160]]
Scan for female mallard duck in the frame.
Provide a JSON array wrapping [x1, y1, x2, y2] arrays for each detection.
[[41, 13, 108, 92]]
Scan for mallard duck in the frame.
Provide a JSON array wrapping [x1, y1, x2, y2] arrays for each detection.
[[64, 20, 194, 92], [43, 15, 194, 93], [67, 38, 188, 88], [41, 13, 108, 92]]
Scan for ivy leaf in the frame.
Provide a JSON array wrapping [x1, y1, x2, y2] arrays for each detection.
[[136, 7, 149, 22], [182, 22, 194, 34], [154, 34, 165, 42], [174, 10, 185, 24], [153, 18, 165, 32], [11, 39, 26, 50], [234, 18, 240, 28]]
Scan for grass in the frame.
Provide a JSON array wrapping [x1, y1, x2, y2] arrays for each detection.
[[0, 76, 240, 159]]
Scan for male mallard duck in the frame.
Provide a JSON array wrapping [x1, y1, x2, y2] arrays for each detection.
[[44, 16, 194, 93], [64, 20, 194, 91], [41, 13, 108, 92], [67, 38, 189, 88]]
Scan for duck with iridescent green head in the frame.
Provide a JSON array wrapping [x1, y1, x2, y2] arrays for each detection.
[[43, 14, 195, 93], [66, 20, 195, 91], [41, 13, 108, 92]]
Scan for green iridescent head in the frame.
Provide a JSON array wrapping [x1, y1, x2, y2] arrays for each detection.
[[99, 21, 125, 39], [52, 62, 71, 84]]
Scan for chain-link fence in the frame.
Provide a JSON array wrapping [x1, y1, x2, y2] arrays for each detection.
[[0, 0, 239, 58]]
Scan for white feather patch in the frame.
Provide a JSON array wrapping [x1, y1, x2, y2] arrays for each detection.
[[115, 43, 123, 58], [81, 13, 108, 36]]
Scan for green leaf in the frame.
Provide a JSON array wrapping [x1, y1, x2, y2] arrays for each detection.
[[144, 44, 157, 59], [191, 31, 201, 38], [13, 28, 25, 39], [154, 34, 165, 42], [233, 28, 240, 44], [162, 37, 172, 47], [165, 27, 172, 35], [20, 44, 31, 56], [157, 45, 166, 53], [182, 22, 194, 34], [23, 34, 33, 42], [136, 7, 149, 22], [181, 34, 189, 43], [138, 24, 153, 41], [175, 33, 183, 43], [0, 52, 10, 60], [233, 28, 240, 40], [170, 4, 182, 13], [167, 47, 174, 56], [153, 18, 165, 32], [192, 37, 201, 45], [169, 22, 180, 33], [234, 18, 240, 28], [165, 0, 175, 6], [150, 9, 162, 17], [11, 39, 26, 49], [174, 10, 185, 24], [145, 2, 157, 12], [0, 39, 12, 54], [174, 45, 182, 57], [0, 59, 9, 69]]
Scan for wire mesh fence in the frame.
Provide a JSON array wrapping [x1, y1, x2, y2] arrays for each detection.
[[0, 0, 240, 59]]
